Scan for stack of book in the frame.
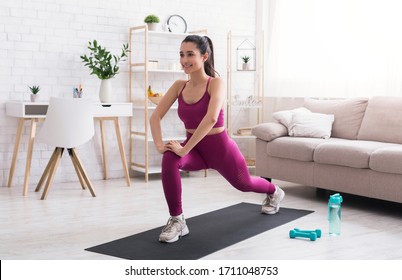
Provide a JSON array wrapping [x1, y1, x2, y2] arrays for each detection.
[[235, 127, 253, 136], [246, 158, 256, 166]]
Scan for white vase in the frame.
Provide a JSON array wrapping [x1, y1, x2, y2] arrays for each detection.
[[30, 94, 39, 102], [99, 79, 113, 103]]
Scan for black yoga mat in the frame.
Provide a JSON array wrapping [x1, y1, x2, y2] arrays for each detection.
[[85, 203, 313, 260]]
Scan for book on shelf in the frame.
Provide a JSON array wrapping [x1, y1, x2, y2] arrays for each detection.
[[246, 158, 256, 166], [234, 127, 253, 136]]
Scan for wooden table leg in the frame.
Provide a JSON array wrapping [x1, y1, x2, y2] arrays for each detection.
[[23, 118, 37, 196], [113, 117, 131, 186], [99, 119, 108, 180], [8, 118, 25, 188]]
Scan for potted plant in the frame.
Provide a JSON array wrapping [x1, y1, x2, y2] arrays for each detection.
[[241, 55, 251, 70], [144, 14, 160, 31], [80, 40, 129, 102], [29, 85, 40, 102]]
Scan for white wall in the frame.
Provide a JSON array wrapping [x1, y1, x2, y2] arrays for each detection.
[[260, 0, 402, 98], [0, 0, 257, 186]]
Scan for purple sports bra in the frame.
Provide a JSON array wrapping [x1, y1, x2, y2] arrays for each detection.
[[178, 77, 225, 130]]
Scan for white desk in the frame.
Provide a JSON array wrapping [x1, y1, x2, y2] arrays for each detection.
[[6, 101, 133, 195]]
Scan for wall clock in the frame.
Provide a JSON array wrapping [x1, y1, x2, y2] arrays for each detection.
[[166, 15, 187, 33]]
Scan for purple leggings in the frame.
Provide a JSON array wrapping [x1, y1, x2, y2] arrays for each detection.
[[161, 130, 276, 216]]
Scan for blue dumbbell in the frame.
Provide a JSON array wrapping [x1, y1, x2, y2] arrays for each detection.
[[294, 228, 322, 238], [289, 229, 317, 241]]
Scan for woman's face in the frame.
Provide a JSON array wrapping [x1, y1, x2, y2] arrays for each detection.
[[180, 42, 208, 74]]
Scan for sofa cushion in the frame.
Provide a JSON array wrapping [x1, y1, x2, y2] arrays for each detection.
[[288, 112, 334, 139], [370, 146, 402, 175], [358, 96, 402, 144], [272, 107, 311, 128], [304, 97, 368, 140], [251, 122, 287, 142], [266, 137, 331, 162], [314, 139, 392, 168]]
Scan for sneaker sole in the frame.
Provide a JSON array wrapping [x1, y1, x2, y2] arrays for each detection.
[[159, 225, 190, 243], [261, 190, 285, 215]]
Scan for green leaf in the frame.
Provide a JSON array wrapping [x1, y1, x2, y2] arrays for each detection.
[[80, 39, 130, 79]]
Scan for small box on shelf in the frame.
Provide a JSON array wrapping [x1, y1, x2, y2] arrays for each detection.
[[148, 60, 158, 69]]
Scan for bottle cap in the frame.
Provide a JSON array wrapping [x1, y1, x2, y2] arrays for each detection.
[[329, 193, 343, 204]]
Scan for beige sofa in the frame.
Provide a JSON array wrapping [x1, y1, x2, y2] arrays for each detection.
[[252, 96, 402, 204]]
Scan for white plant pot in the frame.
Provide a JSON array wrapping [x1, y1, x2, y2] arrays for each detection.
[[147, 23, 158, 31], [99, 79, 113, 103], [242, 63, 250, 70], [30, 94, 39, 102]]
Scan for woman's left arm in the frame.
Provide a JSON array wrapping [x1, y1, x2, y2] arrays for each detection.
[[166, 78, 226, 157]]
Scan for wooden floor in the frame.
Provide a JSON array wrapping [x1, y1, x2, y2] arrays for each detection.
[[1, 170, 401, 260]]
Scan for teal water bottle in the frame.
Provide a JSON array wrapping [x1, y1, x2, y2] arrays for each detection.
[[328, 193, 343, 236]]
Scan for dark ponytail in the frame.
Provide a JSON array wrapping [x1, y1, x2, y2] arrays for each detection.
[[182, 35, 218, 77]]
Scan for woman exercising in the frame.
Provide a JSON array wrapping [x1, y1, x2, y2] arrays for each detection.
[[150, 35, 285, 243]]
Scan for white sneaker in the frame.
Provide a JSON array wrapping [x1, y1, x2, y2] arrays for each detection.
[[261, 185, 285, 214], [159, 216, 189, 243]]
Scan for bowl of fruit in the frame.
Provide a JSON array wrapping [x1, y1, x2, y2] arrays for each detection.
[[149, 94, 163, 105], [147, 86, 163, 105]]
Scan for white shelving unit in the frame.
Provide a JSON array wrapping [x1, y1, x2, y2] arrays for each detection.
[[226, 30, 264, 168], [129, 25, 207, 181]]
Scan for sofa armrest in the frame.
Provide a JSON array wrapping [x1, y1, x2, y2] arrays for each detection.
[[252, 122, 288, 141]]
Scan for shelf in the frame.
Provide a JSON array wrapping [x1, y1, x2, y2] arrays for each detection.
[[130, 27, 207, 38], [130, 67, 184, 74], [161, 136, 186, 141], [132, 105, 178, 110], [131, 165, 196, 174], [131, 165, 161, 174], [231, 105, 262, 109], [227, 30, 264, 166], [130, 29, 189, 38], [129, 24, 207, 181], [131, 133, 186, 142], [231, 134, 256, 139]]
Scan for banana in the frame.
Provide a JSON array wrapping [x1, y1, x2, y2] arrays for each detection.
[[147, 85, 154, 97], [148, 85, 164, 97]]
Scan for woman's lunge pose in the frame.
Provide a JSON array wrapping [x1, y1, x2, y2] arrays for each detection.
[[150, 35, 285, 243]]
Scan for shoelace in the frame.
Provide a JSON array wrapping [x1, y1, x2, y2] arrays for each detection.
[[269, 193, 278, 204], [162, 217, 180, 233], [264, 192, 277, 207]]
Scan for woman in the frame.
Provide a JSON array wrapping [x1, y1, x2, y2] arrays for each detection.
[[150, 35, 285, 243]]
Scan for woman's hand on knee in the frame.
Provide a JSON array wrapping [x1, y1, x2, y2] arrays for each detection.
[[165, 140, 188, 157]]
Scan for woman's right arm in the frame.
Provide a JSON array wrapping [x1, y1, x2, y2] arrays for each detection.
[[150, 80, 184, 153]]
